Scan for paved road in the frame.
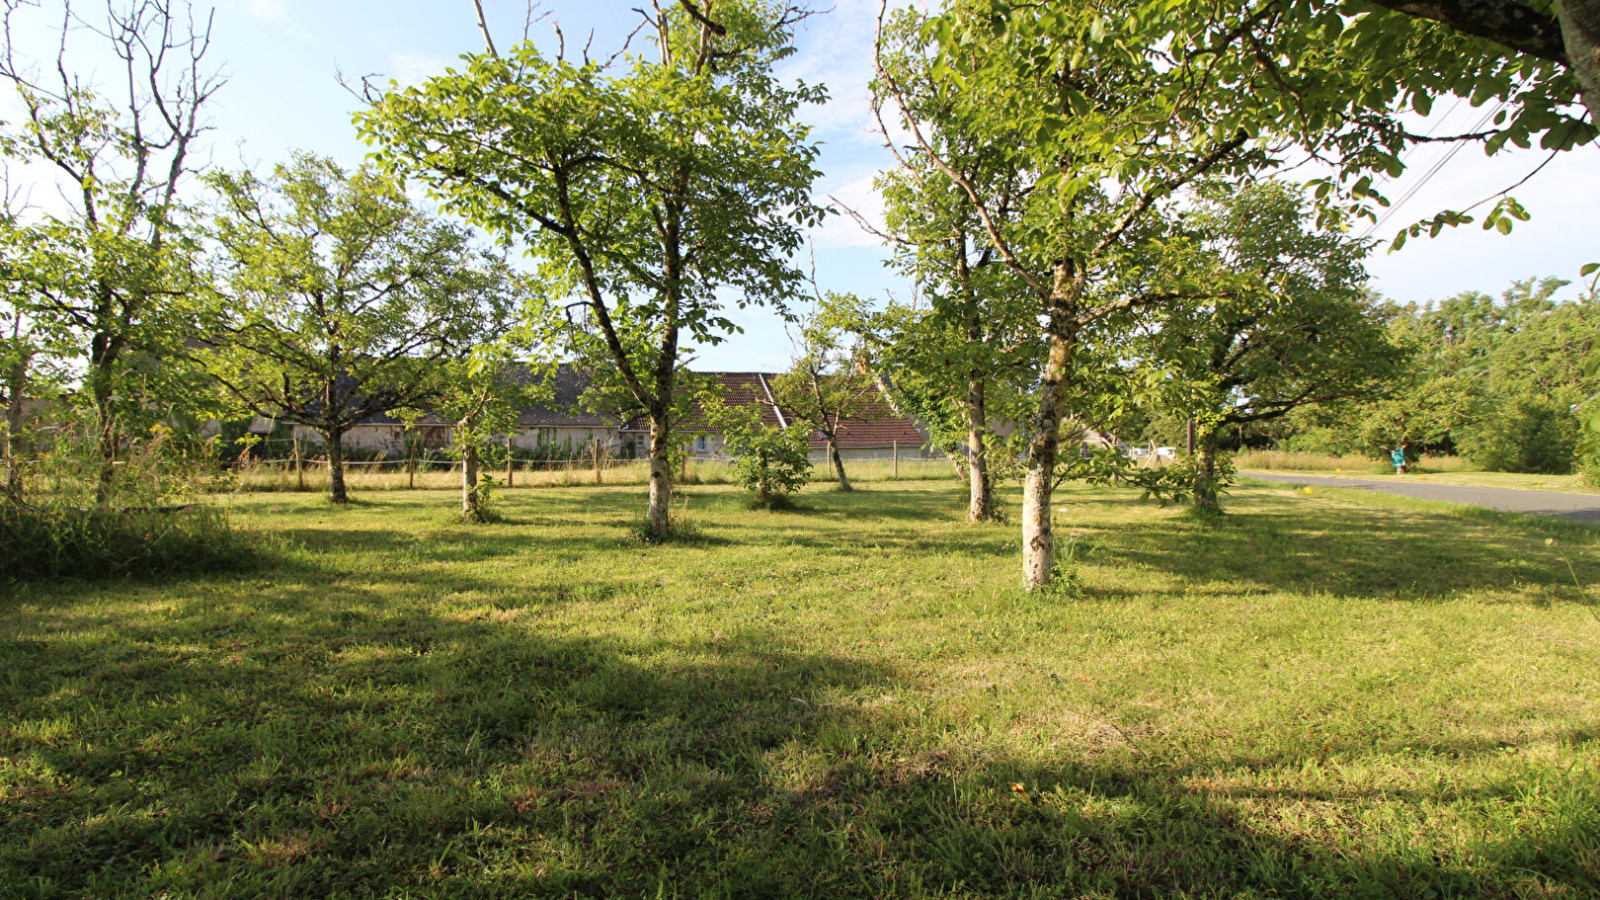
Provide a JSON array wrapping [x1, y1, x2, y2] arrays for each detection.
[[1243, 472, 1600, 523]]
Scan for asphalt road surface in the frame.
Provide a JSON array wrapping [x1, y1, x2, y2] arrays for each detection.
[[1244, 472, 1600, 523]]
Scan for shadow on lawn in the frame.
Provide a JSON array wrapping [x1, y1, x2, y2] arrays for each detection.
[[0, 591, 896, 897], [6, 582, 1596, 899], [6, 485, 1598, 896], [1060, 488, 1600, 602]]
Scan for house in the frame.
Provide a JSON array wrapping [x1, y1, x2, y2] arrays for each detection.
[[277, 365, 936, 462], [623, 371, 935, 463], [314, 365, 624, 457]]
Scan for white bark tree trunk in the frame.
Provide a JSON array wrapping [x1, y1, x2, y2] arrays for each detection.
[[1021, 335, 1073, 590], [460, 439, 480, 518], [828, 436, 851, 491], [965, 380, 992, 523], [646, 414, 672, 540]]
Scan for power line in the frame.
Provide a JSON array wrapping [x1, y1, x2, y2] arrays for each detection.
[[1358, 100, 1508, 240]]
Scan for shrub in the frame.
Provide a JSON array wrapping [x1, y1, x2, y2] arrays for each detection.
[[461, 474, 503, 524], [0, 503, 258, 581], [1456, 394, 1579, 474], [701, 394, 811, 508]]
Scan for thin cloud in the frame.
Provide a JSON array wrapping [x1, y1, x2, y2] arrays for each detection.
[[812, 171, 889, 250], [235, 0, 287, 21], [388, 52, 450, 88]]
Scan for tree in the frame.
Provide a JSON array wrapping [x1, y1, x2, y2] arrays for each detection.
[[0, 0, 223, 503], [877, 1, 1276, 589], [201, 153, 511, 504], [772, 293, 880, 493], [411, 340, 551, 522], [879, 0, 1595, 588], [864, 77, 1041, 522], [861, 298, 1038, 521], [1144, 182, 1406, 511], [701, 390, 811, 508], [358, 0, 824, 540], [1357, 0, 1600, 123], [1199, 0, 1593, 245], [0, 213, 74, 504], [1345, 278, 1600, 473]]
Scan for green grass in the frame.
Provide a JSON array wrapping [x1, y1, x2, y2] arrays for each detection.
[[3, 480, 1599, 898], [1235, 450, 1599, 494]]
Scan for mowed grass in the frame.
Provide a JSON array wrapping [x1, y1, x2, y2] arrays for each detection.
[[1236, 450, 1598, 494], [2, 481, 1599, 899]]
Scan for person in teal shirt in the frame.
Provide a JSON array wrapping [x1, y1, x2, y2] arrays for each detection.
[[1390, 447, 1407, 475]]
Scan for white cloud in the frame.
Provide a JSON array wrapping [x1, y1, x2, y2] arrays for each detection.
[[234, 0, 287, 21], [388, 52, 450, 88], [780, 0, 926, 149], [810, 170, 889, 249]]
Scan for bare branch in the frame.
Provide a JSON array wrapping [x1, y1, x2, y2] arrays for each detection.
[[470, 0, 499, 57]]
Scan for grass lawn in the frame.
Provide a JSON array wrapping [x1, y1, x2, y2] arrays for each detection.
[[1247, 469, 1600, 495], [3, 480, 1599, 898], [1235, 450, 1598, 494]]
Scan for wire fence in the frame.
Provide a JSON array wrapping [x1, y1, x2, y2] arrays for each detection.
[[226, 455, 959, 493]]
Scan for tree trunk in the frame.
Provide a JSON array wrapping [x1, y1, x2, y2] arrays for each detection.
[[965, 379, 993, 523], [949, 452, 969, 480], [1193, 434, 1221, 514], [1562, 0, 1600, 122], [1022, 334, 1073, 591], [757, 448, 771, 506], [828, 436, 852, 491], [4, 347, 30, 504], [646, 413, 672, 540], [460, 439, 479, 518], [92, 377, 118, 507], [325, 427, 349, 504]]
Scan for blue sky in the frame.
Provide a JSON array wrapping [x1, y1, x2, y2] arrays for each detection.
[[16, 0, 1600, 370]]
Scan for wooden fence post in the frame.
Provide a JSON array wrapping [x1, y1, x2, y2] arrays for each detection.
[[892, 440, 898, 479], [506, 451, 514, 488], [293, 434, 305, 491]]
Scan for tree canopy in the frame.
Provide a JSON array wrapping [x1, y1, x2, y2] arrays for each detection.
[[201, 153, 515, 503], [357, 0, 825, 539]]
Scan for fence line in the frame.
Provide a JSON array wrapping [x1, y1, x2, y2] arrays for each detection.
[[244, 457, 653, 470]]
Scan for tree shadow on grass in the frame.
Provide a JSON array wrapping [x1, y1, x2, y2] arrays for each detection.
[[1059, 487, 1600, 603], [891, 748, 1600, 898], [0, 589, 896, 898], [3, 569, 1599, 897]]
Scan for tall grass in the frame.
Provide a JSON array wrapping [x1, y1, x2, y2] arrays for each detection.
[[0, 503, 258, 581], [1235, 449, 1470, 474], [6, 422, 260, 581]]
